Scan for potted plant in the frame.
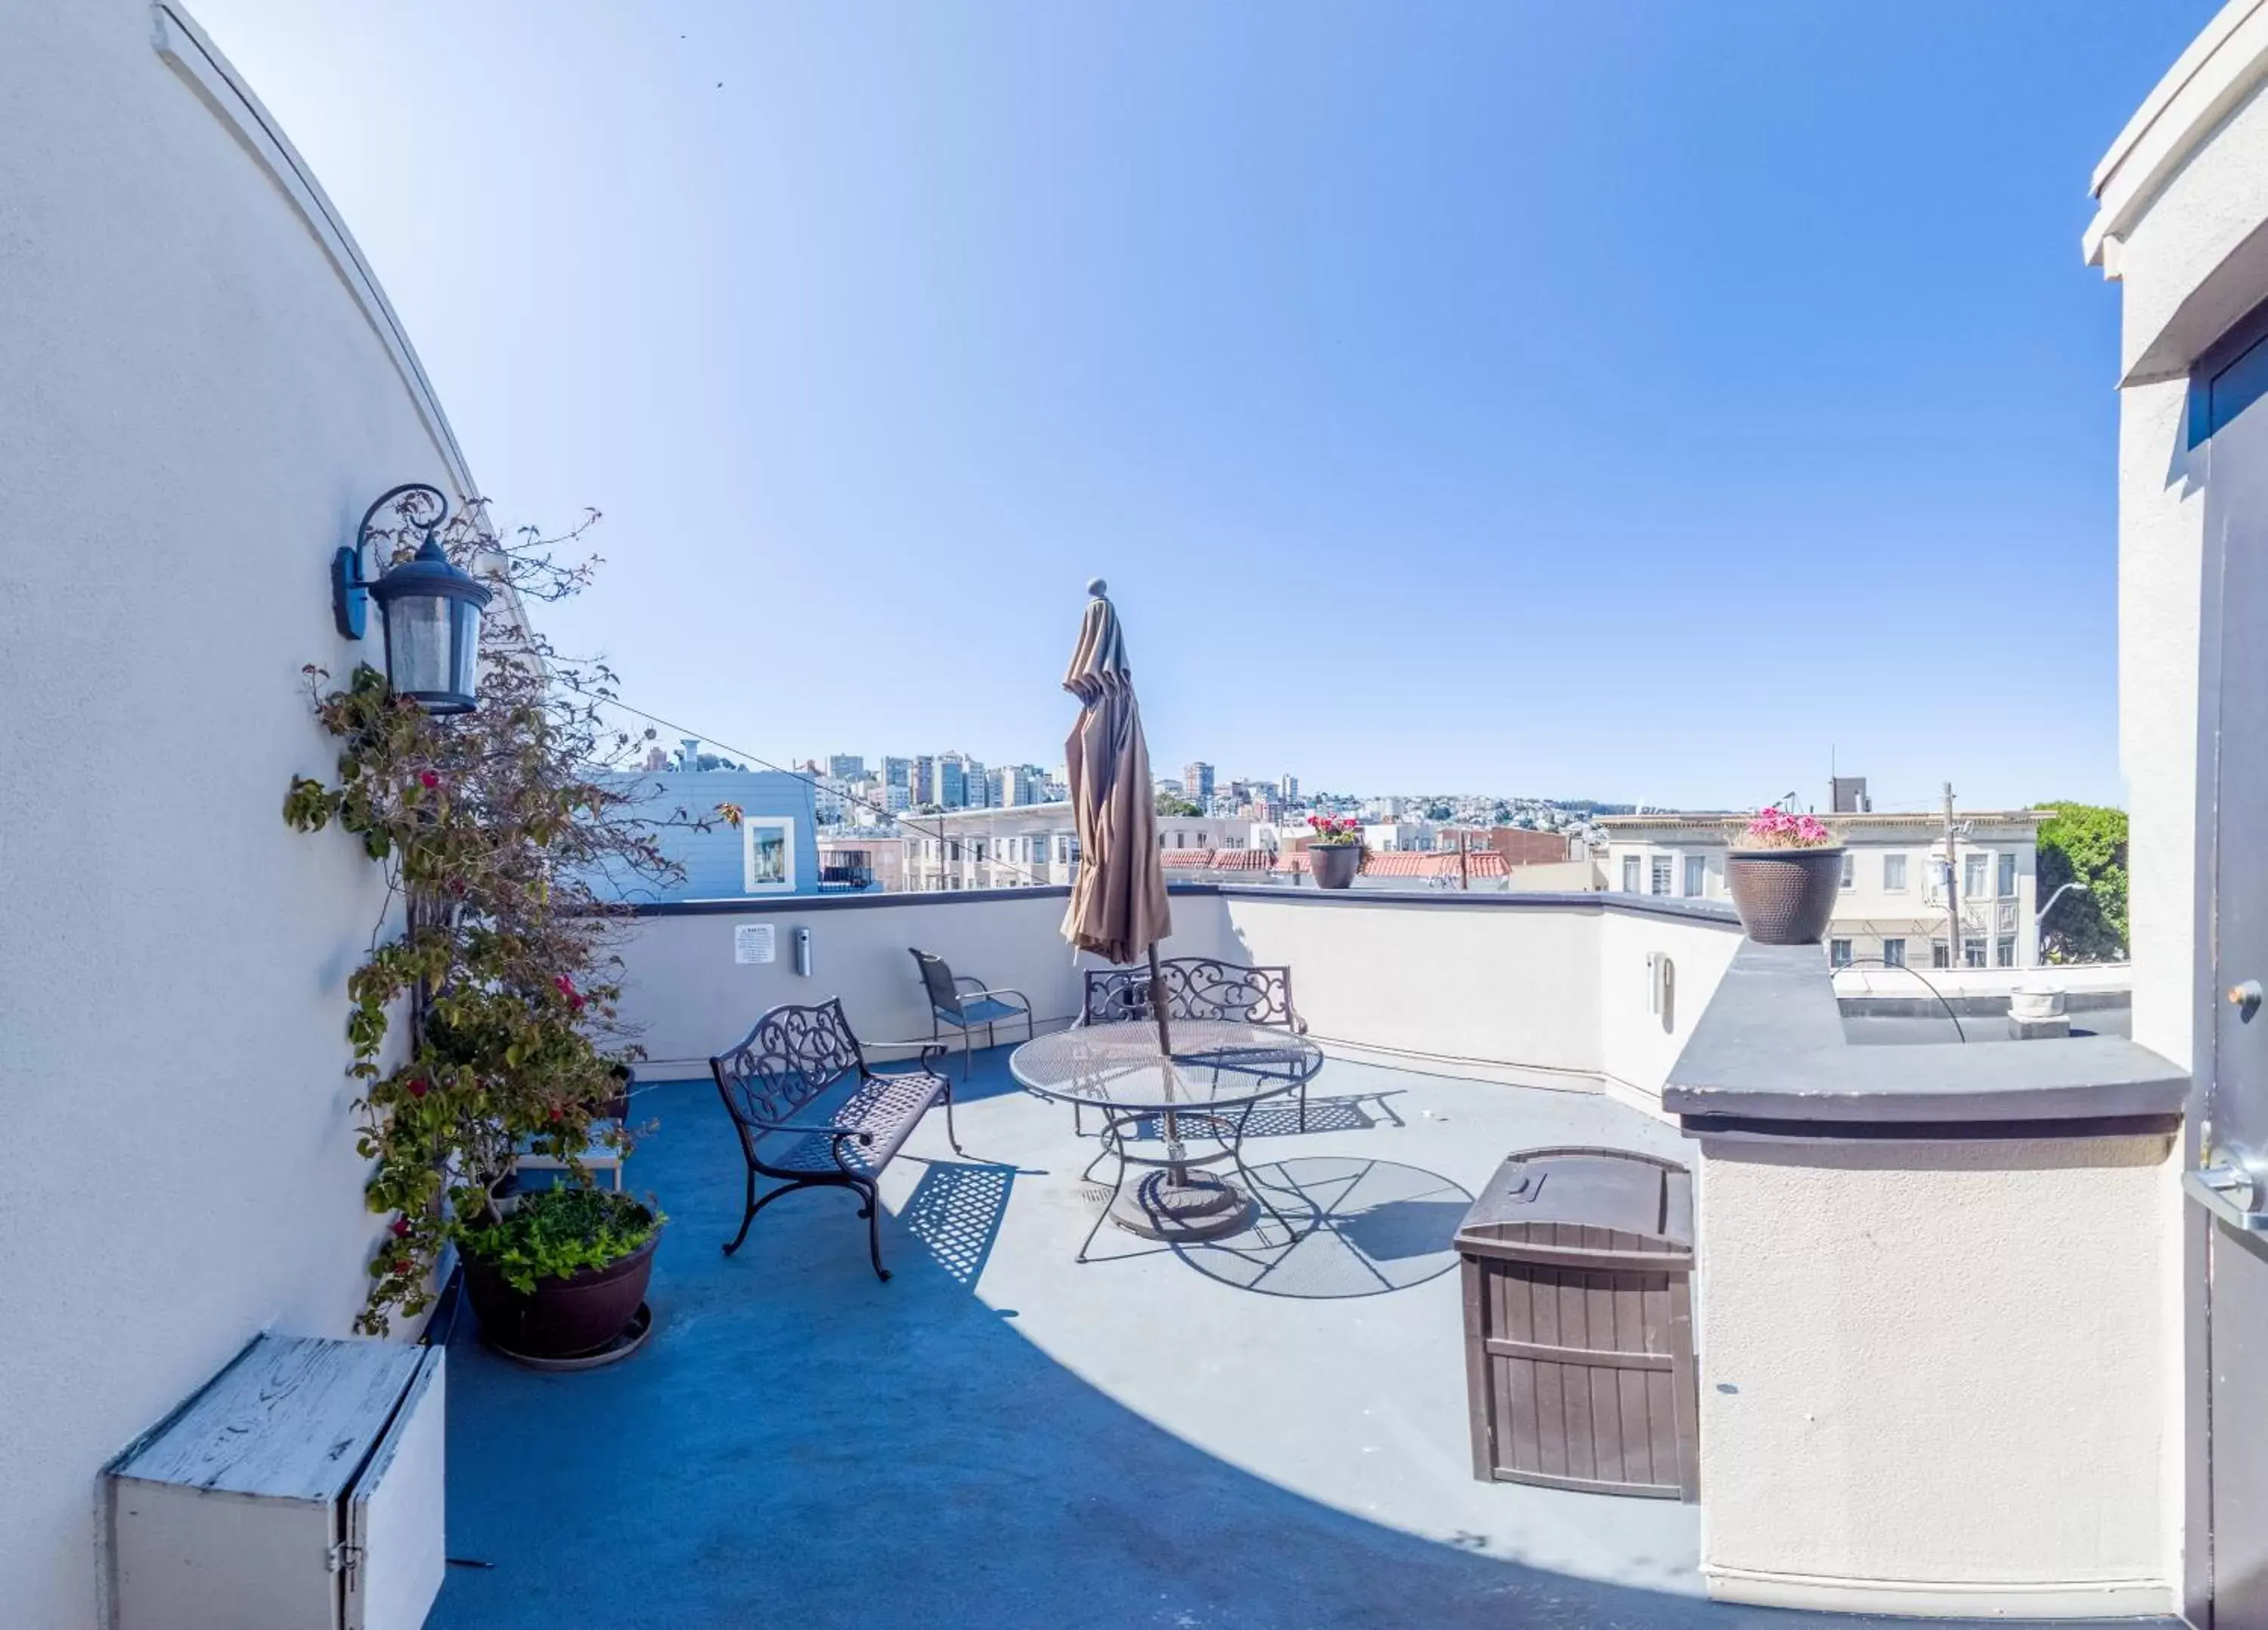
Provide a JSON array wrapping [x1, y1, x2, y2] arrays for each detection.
[[460, 1186, 664, 1360], [1724, 807, 1844, 945], [284, 500, 694, 1357], [1304, 814, 1364, 889]]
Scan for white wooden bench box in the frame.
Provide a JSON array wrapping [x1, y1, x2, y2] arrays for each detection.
[[107, 1334, 445, 1630]]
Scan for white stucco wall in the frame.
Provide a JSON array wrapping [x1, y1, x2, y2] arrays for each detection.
[[0, 5, 479, 1625], [1696, 1133, 2178, 1618], [1593, 908, 1742, 1111], [615, 891, 1235, 1073]]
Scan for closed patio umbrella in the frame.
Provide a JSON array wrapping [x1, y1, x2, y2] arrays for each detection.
[[1060, 579, 1173, 1056]]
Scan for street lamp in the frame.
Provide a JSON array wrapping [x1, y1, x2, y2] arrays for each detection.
[[330, 484, 493, 715], [2037, 880, 2090, 928]]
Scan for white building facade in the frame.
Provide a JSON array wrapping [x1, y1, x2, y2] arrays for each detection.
[[1598, 812, 2044, 968], [906, 803, 1255, 891]]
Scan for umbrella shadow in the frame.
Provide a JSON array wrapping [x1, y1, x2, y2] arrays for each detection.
[[1119, 1089, 1407, 1145]]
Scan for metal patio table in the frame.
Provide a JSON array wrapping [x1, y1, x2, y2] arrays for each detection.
[[1010, 1019, 1324, 1260]]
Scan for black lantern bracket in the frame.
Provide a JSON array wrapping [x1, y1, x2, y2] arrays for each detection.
[[332, 482, 449, 640]]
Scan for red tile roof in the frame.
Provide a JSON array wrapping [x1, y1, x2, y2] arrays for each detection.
[[1359, 851, 1510, 878], [1160, 848, 1274, 871], [1267, 848, 1510, 878]]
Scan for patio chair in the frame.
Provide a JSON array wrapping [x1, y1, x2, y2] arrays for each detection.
[[1080, 956, 1312, 1130], [909, 949, 1035, 1080], [710, 998, 963, 1281]]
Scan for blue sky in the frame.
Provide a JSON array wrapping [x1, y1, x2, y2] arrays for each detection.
[[200, 2, 2217, 812]]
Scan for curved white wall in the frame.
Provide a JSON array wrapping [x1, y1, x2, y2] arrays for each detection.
[[0, 5, 476, 1625]]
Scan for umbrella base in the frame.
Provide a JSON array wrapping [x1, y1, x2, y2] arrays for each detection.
[[1110, 1169, 1253, 1242]]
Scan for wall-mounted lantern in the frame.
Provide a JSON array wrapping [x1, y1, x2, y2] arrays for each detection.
[[330, 483, 493, 715]]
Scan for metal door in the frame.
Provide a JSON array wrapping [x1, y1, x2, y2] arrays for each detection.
[[2198, 377, 2268, 1629]]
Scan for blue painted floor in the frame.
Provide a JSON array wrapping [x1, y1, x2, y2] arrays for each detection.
[[429, 1047, 2165, 1630]]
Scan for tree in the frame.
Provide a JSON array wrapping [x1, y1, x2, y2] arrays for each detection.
[[1155, 791, 1201, 817], [2035, 802, 2128, 963]]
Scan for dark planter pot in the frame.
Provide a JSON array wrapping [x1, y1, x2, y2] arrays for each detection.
[[463, 1226, 659, 1360], [1308, 844, 1362, 889], [1725, 848, 1845, 945]]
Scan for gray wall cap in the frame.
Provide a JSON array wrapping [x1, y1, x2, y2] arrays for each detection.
[[1665, 941, 2188, 1130]]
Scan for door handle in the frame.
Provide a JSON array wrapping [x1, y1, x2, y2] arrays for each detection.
[[2187, 1142, 2268, 1232]]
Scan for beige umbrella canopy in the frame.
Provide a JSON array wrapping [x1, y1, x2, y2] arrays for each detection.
[[1060, 580, 1173, 1032]]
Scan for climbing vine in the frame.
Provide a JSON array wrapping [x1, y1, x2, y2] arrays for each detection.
[[284, 497, 695, 1333]]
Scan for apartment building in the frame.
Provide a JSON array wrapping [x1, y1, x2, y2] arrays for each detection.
[[1597, 810, 2045, 968], [906, 803, 1255, 891]]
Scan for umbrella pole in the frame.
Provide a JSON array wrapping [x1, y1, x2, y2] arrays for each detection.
[[1148, 943, 1172, 1058]]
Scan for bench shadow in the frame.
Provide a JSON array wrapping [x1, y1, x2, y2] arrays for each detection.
[[898, 1158, 1018, 1287]]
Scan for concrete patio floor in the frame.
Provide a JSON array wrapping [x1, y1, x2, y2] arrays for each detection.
[[427, 1044, 2154, 1630]]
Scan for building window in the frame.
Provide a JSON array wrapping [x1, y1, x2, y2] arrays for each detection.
[[1683, 854, 1706, 897], [1650, 856, 1672, 895], [1932, 940, 1950, 968], [1829, 938, 1853, 968], [1963, 937, 1988, 968], [741, 817, 797, 894], [1882, 937, 1907, 968], [1996, 935, 2016, 968], [1964, 854, 1987, 900], [1997, 852, 2016, 899], [1840, 852, 1854, 889], [1623, 856, 1641, 893], [1882, 854, 1907, 892]]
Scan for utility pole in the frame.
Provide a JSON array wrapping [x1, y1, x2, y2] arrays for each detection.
[[1941, 781, 1962, 969], [1458, 827, 1470, 891]]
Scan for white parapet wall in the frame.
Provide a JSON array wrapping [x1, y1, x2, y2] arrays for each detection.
[[1833, 962, 2133, 1004], [615, 887, 1746, 1120], [615, 889, 1235, 1075]]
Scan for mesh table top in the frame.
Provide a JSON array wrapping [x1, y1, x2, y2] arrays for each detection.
[[1009, 1019, 1321, 1111]]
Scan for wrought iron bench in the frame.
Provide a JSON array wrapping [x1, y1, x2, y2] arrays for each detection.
[[710, 998, 964, 1281], [1080, 956, 1312, 1130]]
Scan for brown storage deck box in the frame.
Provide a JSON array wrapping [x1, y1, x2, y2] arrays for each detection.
[[1455, 1145, 1697, 1500]]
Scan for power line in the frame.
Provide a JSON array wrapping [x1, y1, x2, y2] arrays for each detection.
[[562, 680, 1067, 891]]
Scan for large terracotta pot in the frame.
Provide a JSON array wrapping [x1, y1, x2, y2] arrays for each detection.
[[1724, 848, 1844, 945], [464, 1223, 659, 1360], [1307, 843, 1362, 890]]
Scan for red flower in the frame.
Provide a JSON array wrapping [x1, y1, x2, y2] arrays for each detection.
[[405, 1078, 429, 1099], [420, 771, 439, 789], [392, 1260, 414, 1276], [390, 1217, 412, 1238], [548, 1107, 563, 1122]]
